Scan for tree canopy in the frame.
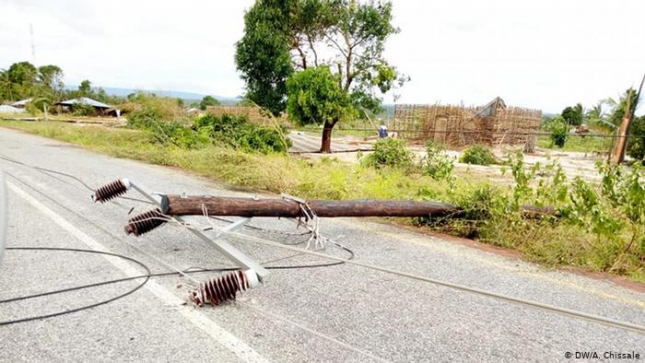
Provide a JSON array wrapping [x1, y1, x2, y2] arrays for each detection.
[[199, 95, 221, 110], [236, 0, 406, 152], [561, 103, 584, 126]]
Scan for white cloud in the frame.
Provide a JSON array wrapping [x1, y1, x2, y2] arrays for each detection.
[[1, 0, 644, 113]]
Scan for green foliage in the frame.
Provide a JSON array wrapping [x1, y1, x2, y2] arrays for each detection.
[[127, 107, 165, 129], [5, 119, 645, 282], [423, 141, 454, 180], [627, 116, 645, 162], [608, 88, 639, 127], [194, 113, 291, 153], [78, 80, 92, 96], [199, 95, 221, 110], [543, 116, 569, 147], [126, 93, 186, 123], [362, 138, 413, 169], [561, 103, 584, 126], [128, 113, 292, 153], [71, 103, 95, 116], [235, 0, 406, 148], [286, 66, 354, 126], [459, 144, 497, 165], [235, 0, 294, 115]]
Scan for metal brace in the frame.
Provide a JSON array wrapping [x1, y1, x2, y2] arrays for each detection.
[[126, 180, 269, 282]]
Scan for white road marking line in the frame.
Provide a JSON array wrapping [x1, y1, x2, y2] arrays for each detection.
[[8, 182, 270, 363]]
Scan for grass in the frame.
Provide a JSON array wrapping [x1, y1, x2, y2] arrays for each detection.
[[1, 119, 643, 283], [537, 134, 614, 153]]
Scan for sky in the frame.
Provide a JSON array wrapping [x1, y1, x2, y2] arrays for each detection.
[[1, 0, 644, 114]]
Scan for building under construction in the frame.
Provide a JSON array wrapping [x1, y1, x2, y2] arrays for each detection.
[[392, 97, 541, 148]]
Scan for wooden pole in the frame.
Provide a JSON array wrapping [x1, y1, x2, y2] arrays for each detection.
[[612, 75, 645, 163], [160, 195, 556, 219], [161, 195, 462, 218]]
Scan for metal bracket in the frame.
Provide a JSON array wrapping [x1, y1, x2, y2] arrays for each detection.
[[127, 181, 269, 281]]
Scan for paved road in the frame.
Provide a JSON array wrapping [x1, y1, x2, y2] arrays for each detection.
[[0, 127, 644, 363], [289, 131, 375, 153]]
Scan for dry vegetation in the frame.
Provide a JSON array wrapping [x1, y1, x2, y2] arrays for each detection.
[[1, 119, 643, 283]]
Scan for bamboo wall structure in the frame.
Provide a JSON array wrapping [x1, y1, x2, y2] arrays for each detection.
[[393, 100, 541, 147]]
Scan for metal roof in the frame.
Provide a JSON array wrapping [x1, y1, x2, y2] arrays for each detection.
[[10, 98, 32, 107], [0, 105, 26, 113], [56, 97, 112, 109]]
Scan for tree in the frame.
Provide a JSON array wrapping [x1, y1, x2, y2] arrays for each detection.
[[286, 66, 354, 152], [78, 80, 93, 97], [4, 61, 38, 100], [0, 69, 13, 101], [235, 0, 294, 115], [237, 0, 406, 153], [627, 116, 645, 162], [608, 88, 639, 127], [545, 116, 569, 148], [7, 61, 37, 85], [561, 103, 584, 126], [199, 95, 221, 110]]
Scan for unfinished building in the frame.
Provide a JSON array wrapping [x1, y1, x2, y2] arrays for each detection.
[[392, 97, 541, 148]]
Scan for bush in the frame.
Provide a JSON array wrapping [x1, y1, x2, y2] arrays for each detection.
[[127, 107, 165, 130], [544, 116, 569, 148], [627, 116, 645, 162], [126, 92, 186, 122], [72, 103, 95, 116], [362, 138, 414, 169], [423, 141, 454, 180], [459, 144, 497, 165], [194, 114, 291, 154]]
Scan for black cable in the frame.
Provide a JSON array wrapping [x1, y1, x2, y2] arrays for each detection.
[[0, 247, 151, 327], [0, 154, 154, 205], [0, 244, 355, 326]]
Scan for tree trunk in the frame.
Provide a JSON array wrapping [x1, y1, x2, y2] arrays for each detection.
[[320, 120, 337, 153]]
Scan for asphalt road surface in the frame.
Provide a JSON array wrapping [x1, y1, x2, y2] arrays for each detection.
[[0, 127, 644, 363]]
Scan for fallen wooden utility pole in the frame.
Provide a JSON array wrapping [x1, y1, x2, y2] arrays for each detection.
[[612, 74, 644, 164], [158, 195, 555, 219], [161, 195, 462, 218]]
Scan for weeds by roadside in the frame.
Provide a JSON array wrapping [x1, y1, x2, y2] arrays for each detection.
[[1, 120, 643, 282]]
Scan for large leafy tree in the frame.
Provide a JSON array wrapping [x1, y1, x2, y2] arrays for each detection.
[[235, 0, 294, 116], [287, 66, 354, 151], [199, 95, 221, 110], [236, 0, 406, 153], [561, 103, 584, 126], [607, 88, 640, 127]]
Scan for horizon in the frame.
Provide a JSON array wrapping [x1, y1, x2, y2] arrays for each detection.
[[1, 0, 644, 115]]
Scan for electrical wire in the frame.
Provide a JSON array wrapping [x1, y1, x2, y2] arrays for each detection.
[[0, 247, 151, 327], [0, 244, 354, 327], [217, 228, 645, 335], [2, 153, 644, 335], [0, 154, 154, 205]]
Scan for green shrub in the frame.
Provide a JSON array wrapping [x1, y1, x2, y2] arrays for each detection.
[[194, 113, 291, 154], [423, 141, 454, 180], [362, 138, 414, 169], [544, 116, 569, 148], [71, 103, 95, 116], [459, 144, 497, 165], [627, 116, 645, 162], [127, 108, 164, 129]]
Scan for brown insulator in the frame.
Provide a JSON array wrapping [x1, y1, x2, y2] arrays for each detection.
[[124, 208, 166, 236], [92, 179, 129, 203], [189, 270, 249, 307]]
